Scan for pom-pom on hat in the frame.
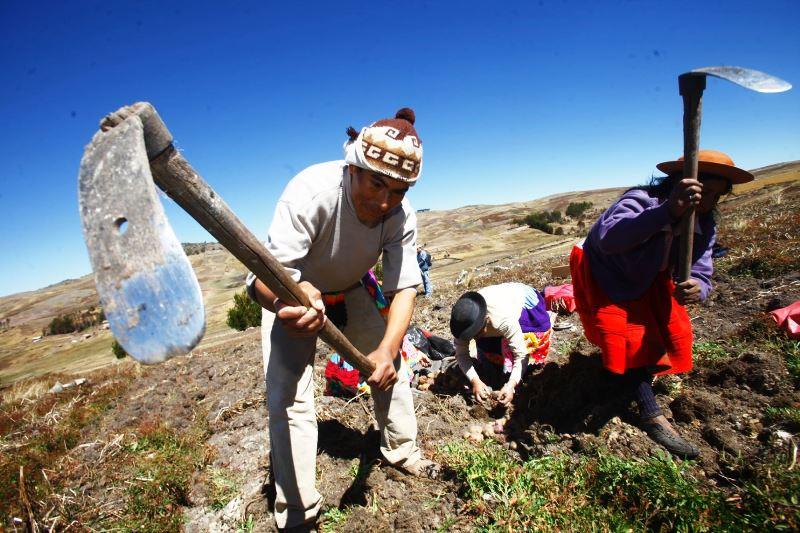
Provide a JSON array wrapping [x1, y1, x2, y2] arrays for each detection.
[[344, 108, 423, 184], [450, 292, 488, 341], [656, 149, 754, 184]]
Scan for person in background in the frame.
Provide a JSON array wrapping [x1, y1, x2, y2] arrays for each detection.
[[570, 149, 753, 459], [417, 245, 433, 297], [450, 282, 553, 406]]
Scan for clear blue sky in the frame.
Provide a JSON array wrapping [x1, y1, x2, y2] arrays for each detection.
[[1, 0, 798, 297]]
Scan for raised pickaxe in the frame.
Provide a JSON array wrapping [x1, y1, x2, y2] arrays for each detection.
[[676, 66, 791, 281], [78, 102, 376, 375]]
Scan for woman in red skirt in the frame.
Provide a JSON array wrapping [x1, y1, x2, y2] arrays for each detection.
[[571, 150, 753, 458]]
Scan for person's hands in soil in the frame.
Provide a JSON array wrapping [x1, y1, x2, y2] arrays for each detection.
[[471, 378, 490, 403], [668, 178, 702, 219], [674, 278, 702, 305], [496, 383, 515, 405], [367, 346, 398, 391], [275, 281, 326, 336]]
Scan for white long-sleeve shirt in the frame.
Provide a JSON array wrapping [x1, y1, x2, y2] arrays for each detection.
[[246, 160, 422, 296], [455, 283, 546, 387]]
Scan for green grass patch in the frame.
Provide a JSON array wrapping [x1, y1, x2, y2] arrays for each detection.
[[320, 507, 351, 533], [237, 514, 257, 532], [764, 406, 800, 431], [556, 336, 581, 357], [442, 440, 800, 531], [348, 458, 375, 484], [112, 416, 210, 531], [693, 341, 730, 364], [206, 466, 239, 511]]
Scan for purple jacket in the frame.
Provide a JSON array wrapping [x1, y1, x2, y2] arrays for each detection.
[[584, 189, 715, 303]]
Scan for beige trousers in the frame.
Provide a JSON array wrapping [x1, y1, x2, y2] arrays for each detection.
[[261, 285, 421, 528]]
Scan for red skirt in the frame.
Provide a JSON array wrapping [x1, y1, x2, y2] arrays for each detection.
[[569, 243, 693, 375]]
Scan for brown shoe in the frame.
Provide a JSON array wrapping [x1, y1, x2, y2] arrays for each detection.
[[399, 458, 441, 479], [640, 415, 700, 459]]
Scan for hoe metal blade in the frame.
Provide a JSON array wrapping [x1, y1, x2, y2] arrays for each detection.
[[78, 116, 205, 364], [690, 66, 792, 93]]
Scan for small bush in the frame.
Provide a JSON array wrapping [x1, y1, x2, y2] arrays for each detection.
[[566, 201, 593, 218], [516, 211, 563, 234], [112, 339, 127, 359], [226, 290, 262, 331], [47, 314, 77, 335], [45, 308, 105, 336]]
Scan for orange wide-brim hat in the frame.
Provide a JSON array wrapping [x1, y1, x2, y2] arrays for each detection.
[[656, 149, 754, 184]]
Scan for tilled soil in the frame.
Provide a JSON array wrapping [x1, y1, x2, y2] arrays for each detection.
[[139, 270, 794, 531]]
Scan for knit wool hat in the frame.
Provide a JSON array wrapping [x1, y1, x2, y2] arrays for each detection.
[[450, 291, 488, 341], [344, 108, 423, 184]]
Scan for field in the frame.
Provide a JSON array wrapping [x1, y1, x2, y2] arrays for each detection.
[[1, 161, 798, 531]]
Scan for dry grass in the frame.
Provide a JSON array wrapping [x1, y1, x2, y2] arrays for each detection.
[[717, 194, 800, 278], [732, 168, 800, 195], [0, 361, 215, 531], [0, 376, 53, 403], [0, 375, 133, 528]]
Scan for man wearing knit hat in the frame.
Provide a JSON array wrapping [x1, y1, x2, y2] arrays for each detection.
[[245, 108, 434, 530]]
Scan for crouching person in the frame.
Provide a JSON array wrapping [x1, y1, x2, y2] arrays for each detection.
[[570, 150, 753, 459], [449, 283, 553, 406], [246, 108, 436, 530]]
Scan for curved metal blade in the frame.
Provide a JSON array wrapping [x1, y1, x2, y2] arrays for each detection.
[[78, 117, 205, 364], [691, 66, 792, 93]]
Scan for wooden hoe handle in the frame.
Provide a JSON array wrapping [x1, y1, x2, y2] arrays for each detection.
[[677, 74, 706, 283], [118, 103, 376, 375]]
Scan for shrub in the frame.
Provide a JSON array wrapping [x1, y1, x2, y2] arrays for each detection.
[[517, 211, 563, 234], [112, 339, 127, 359], [47, 314, 77, 335], [45, 308, 105, 336], [226, 290, 262, 331], [566, 201, 593, 218]]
